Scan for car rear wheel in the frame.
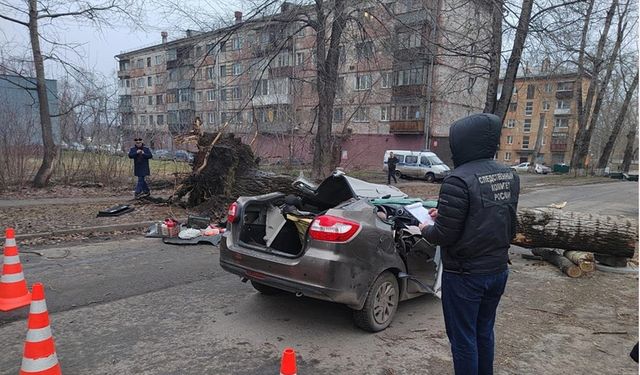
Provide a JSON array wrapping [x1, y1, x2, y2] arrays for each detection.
[[425, 173, 435, 183], [394, 170, 402, 179], [250, 280, 282, 295], [353, 271, 399, 332]]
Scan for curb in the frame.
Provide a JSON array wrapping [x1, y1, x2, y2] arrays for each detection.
[[1, 221, 157, 242]]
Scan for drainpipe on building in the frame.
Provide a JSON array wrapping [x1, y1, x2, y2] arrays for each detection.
[[424, 2, 439, 151]]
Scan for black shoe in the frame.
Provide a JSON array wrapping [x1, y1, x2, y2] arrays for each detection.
[[140, 191, 150, 198]]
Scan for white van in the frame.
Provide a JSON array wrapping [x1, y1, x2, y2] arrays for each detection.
[[383, 150, 451, 182]]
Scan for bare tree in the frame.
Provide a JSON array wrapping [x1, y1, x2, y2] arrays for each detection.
[[0, 0, 138, 187], [595, 71, 638, 170]]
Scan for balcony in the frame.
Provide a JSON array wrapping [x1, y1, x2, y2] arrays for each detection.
[[393, 47, 431, 62], [269, 66, 294, 78], [554, 108, 571, 115], [555, 90, 574, 100], [389, 120, 424, 134], [550, 143, 567, 152], [251, 94, 292, 106], [118, 104, 133, 113], [552, 127, 569, 133], [392, 85, 424, 98], [167, 101, 195, 111], [117, 70, 130, 79]]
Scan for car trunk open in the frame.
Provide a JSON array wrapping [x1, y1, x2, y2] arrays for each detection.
[[236, 172, 406, 257]]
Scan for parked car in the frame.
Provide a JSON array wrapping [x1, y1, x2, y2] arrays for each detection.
[[220, 170, 443, 332], [511, 162, 531, 173], [68, 142, 85, 152], [153, 149, 172, 160], [534, 163, 552, 174], [174, 150, 194, 163], [383, 150, 451, 183]]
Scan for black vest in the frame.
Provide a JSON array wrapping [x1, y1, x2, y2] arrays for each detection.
[[442, 159, 520, 274]]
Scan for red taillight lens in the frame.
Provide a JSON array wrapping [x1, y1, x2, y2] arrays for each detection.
[[227, 202, 238, 223], [308, 215, 360, 243]]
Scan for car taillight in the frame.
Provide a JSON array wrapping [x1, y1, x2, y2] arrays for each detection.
[[227, 202, 239, 223], [309, 215, 360, 243]]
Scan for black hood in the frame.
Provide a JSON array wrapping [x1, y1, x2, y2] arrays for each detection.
[[449, 113, 502, 168]]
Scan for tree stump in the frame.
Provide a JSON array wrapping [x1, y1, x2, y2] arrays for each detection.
[[514, 208, 637, 258]]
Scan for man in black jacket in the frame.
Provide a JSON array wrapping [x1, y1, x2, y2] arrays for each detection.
[[419, 113, 520, 375], [387, 152, 399, 184]]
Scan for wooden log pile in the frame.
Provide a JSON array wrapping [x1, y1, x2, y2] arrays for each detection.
[[514, 208, 637, 276]]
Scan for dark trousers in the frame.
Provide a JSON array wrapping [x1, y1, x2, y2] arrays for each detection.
[[387, 168, 397, 184], [441, 269, 509, 375], [135, 176, 150, 194]]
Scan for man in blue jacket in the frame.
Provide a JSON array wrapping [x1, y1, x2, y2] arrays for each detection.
[[128, 137, 153, 198], [419, 113, 520, 375]]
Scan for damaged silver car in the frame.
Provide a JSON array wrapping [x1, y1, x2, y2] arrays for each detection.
[[220, 170, 443, 332]]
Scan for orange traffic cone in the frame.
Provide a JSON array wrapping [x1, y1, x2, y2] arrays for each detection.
[[280, 347, 297, 375], [0, 228, 31, 311], [20, 283, 61, 375]]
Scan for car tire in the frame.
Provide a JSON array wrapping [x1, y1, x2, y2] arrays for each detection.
[[394, 170, 402, 179], [425, 173, 435, 183], [250, 281, 282, 295], [353, 271, 399, 332]]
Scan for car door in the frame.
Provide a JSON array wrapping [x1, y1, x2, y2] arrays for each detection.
[[403, 155, 420, 178], [404, 236, 443, 298]]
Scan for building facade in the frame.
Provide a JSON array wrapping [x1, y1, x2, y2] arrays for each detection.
[[0, 74, 59, 145], [497, 72, 590, 166], [116, 0, 491, 169]]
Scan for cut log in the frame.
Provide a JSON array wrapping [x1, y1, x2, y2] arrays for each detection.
[[514, 208, 637, 258], [531, 248, 583, 278], [563, 251, 595, 272]]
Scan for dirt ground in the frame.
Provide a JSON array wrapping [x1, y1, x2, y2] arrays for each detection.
[[0, 175, 638, 373]]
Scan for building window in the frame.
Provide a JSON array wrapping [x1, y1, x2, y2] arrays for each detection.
[[157, 115, 164, 125], [356, 74, 372, 90], [179, 89, 192, 102], [139, 115, 147, 125], [525, 101, 533, 116], [541, 137, 546, 146], [380, 106, 390, 121], [220, 88, 227, 101], [147, 77, 153, 87], [509, 102, 517, 112], [156, 95, 163, 105], [522, 136, 530, 149], [207, 90, 216, 101], [255, 80, 269, 96], [381, 72, 391, 88], [136, 59, 144, 68], [275, 52, 290, 67], [506, 135, 513, 144], [333, 107, 343, 123], [137, 78, 144, 88], [196, 91, 203, 102], [557, 81, 574, 92], [356, 41, 374, 59], [504, 152, 512, 161], [395, 105, 421, 120], [231, 37, 242, 50], [554, 117, 569, 128], [206, 66, 215, 80], [232, 63, 242, 75], [208, 112, 216, 124], [394, 67, 423, 86], [219, 65, 227, 77], [354, 107, 369, 122], [556, 100, 571, 109], [147, 96, 153, 105], [523, 119, 531, 132], [231, 86, 242, 99], [526, 84, 535, 99], [146, 57, 151, 67], [542, 101, 550, 111], [507, 119, 516, 128], [296, 52, 304, 66], [398, 31, 421, 48], [125, 79, 130, 88], [544, 83, 552, 92], [155, 55, 163, 65]]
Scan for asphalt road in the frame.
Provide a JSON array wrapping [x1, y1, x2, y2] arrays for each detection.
[[0, 181, 637, 374], [518, 180, 638, 217]]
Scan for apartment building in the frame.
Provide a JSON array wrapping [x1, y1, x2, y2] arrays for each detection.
[[497, 71, 590, 167], [115, 0, 491, 169]]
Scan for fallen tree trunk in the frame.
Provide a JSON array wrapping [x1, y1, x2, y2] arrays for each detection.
[[563, 251, 595, 272], [531, 248, 583, 278], [514, 208, 637, 258], [173, 132, 297, 220]]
